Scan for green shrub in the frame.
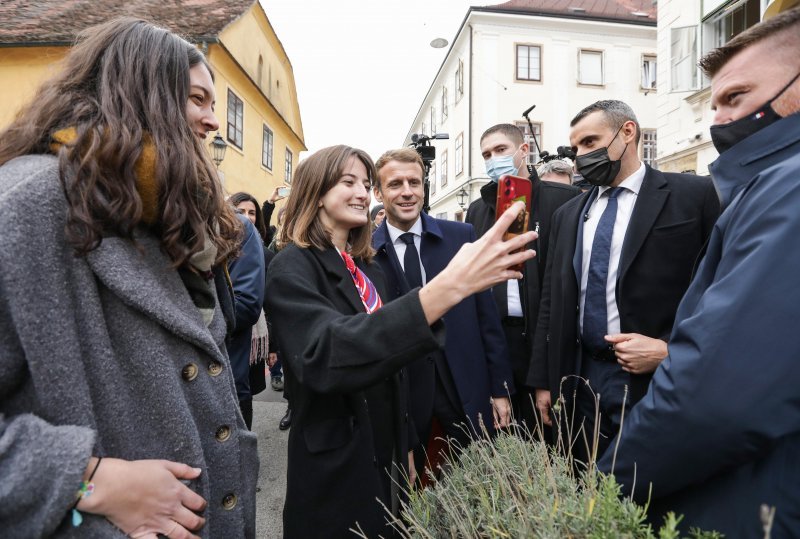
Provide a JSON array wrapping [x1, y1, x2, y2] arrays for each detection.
[[386, 432, 721, 539]]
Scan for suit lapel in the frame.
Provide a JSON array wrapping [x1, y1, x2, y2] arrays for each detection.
[[572, 189, 597, 284], [373, 222, 410, 296], [86, 234, 225, 360], [419, 213, 446, 282], [618, 167, 668, 284]]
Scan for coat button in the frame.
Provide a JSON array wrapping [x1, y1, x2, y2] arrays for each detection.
[[181, 364, 198, 381], [404, 413, 409, 423], [215, 425, 231, 442], [208, 362, 223, 376], [222, 493, 237, 510]]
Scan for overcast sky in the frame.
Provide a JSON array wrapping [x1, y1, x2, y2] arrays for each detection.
[[260, 0, 483, 162]]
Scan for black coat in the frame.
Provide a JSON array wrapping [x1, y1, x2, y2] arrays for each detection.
[[528, 166, 720, 403], [265, 244, 445, 539], [466, 177, 581, 382]]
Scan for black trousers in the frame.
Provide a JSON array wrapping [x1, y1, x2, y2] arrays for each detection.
[[502, 320, 537, 436], [413, 368, 472, 475]]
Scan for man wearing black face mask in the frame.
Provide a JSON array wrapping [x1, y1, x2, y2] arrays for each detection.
[[597, 9, 800, 536], [528, 100, 720, 462]]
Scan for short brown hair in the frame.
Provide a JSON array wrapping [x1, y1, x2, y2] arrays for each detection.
[[699, 7, 800, 77], [278, 145, 376, 261], [374, 148, 425, 191], [480, 124, 524, 146]]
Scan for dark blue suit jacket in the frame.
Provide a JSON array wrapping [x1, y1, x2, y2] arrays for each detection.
[[372, 213, 514, 434]]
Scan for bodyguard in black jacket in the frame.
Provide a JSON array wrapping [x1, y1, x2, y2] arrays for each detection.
[[467, 124, 580, 431]]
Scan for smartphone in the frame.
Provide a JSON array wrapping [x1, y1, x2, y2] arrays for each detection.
[[495, 174, 533, 272], [277, 186, 291, 197]]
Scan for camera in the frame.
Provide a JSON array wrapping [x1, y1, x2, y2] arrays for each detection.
[[409, 133, 448, 214], [538, 145, 576, 164]]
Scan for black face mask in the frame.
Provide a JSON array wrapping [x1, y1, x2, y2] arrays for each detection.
[[710, 71, 800, 155], [574, 125, 629, 187]]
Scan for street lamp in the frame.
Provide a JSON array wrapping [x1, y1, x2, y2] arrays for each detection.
[[210, 133, 227, 167], [456, 187, 469, 209]]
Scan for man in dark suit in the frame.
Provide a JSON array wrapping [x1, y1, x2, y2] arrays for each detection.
[[466, 124, 580, 433], [372, 148, 515, 474], [529, 100, 720, 462]]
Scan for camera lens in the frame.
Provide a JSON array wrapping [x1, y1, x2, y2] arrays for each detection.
[[504, 189, 511, 196]]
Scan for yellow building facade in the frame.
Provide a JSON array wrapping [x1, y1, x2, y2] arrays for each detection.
[[0, 0, 304, 207]]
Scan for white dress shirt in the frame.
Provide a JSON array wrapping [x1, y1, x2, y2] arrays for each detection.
[[579, 162, 646, 336], [386, 218, 427, 285]]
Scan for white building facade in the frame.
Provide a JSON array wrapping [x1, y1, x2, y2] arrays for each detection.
[[405, 1, 658, 220], [656, 0, 798, 175]]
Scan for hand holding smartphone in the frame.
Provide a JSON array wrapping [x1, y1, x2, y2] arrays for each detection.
[[495, 175, 533, 272]]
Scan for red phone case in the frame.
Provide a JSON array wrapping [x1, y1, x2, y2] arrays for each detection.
[[495, 174, 533, 272]]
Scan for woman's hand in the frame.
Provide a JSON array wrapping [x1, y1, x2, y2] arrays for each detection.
[[78, 458, 207, 539], [419, 202, 537, 323]]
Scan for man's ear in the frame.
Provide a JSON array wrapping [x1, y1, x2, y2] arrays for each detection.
[[622, 120, 638, 144], [373, 185, 383, 203]]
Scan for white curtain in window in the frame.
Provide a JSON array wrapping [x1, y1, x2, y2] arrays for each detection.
[[579, 51, 603, 85], [671, 26, 698, 91], [642, 57, 657, 89]]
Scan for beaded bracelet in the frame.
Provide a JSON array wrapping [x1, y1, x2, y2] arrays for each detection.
[[71, 456, 102, 527]]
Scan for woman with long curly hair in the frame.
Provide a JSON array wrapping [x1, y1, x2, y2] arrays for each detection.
[[0, 18, 257, 538]]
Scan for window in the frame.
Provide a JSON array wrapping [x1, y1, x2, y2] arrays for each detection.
[[671, 26, 699, 91], [436, 212, 448, 220], [455, 59, 464, 102], [455, 133, 463, 177], [705, 0, 760, 50], [284, 148, 293, 183], [441, 87, 448, 122], [642, 55, 657, 90], [226, 89, 244, 149], [515, 121, 543, 166], [642, 129, 658, 169], [440, 150, 448, 187], [578, 50, 603, 86], [430, 161, 437, 195], [516, 44, 541, 81], [430, 106, 437, 135], [262, 125, 273, 170]]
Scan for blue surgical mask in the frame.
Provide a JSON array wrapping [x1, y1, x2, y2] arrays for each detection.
[[485, 147, 523, 182]]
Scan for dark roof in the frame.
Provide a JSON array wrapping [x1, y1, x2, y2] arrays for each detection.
[[478, 0, 656, 25], [0, 0, 256, 45]]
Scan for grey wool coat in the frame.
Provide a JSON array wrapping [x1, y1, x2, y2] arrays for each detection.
[[0, 155, 258, 538]]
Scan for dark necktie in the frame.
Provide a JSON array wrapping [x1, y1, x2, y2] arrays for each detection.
[[582, 187, 623, 351], [399, 233, 423, 289]]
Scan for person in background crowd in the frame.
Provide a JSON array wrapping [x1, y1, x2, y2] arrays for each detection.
[[0, 18, 257, 537], [370, 203, 385, 228], [265, 144, 535, 538], [261, 184, 289, 246], [466, 124, 580, 435], [530, 100, 720, 463], [230, 192, 274, 427], [372, 148, 514, 478], [599, 9, 800, 536], [537, 159, 574, 185]]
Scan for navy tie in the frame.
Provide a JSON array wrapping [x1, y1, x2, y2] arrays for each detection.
[[582, 187, 623, 352], [399, 233, 423, 289]]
